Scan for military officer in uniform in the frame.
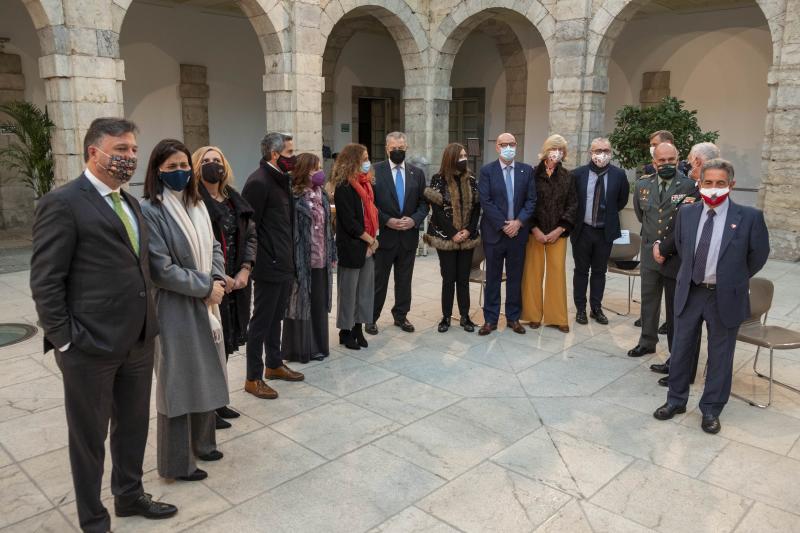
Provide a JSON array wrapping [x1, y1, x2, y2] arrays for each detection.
[[628, 142, 696, 358]]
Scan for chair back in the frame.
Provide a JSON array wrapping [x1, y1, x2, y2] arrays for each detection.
[[472, 242, 486, 270], [747, 277, 774, 324], [609, 232, 641, 261]]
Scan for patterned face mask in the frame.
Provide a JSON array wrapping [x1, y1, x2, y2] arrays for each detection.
[[548, 150, 564, 163], [96, 147, 137, 183]]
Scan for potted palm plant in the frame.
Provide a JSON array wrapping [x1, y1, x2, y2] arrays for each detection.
[[0, 101, 56, 201]]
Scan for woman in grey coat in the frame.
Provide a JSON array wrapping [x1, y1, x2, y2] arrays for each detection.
[[141, 139, 229, 482]]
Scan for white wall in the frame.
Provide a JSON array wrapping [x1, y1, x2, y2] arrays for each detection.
[[0, 1, 46, 109], [605, 5, 772, 205], [331, 31, 404, 154], [120, 1, 266, 189]]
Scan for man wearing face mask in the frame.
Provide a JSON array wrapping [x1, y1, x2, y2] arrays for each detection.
[[30, 118, 178, 532], [643, 130, 692, 177], [477, 132, 537, 335], [628, 142, 696, 358], [654, 159, 769, 434], [365, 131, 428, 335], [241, 132, 304, 401], [570, 138, 630, 325], [275, 133, 296, 173], [650, 142, 720, 386]]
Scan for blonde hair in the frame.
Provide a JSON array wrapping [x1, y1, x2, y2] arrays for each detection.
[[191, 146, 235, 198], [538, 134, 569, 163]]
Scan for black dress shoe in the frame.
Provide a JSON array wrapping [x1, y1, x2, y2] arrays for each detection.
[[365, 323, 379, 335], [198, 450, 223, 461], [658, 376, 668, 387], [177, 468, 207, 481], [650, 363, 669, 374], [658, 322, 668, 335], [438, 317, 450, 333], [653, 402, 686, 420], [590, 309, 609, 325], [634, 318, 642, 327], [627, 345, 656, 357], [701, 415, 721, 434], [575, 310, 588, 325], [352, 323, 368, 348], [115, 493, 178, 520], [339, 329, 361, 350], [394, 318, 415, 332], [216, 405, 240, 419], [215, 414, 231, 430], [460, 317, 476, 332]]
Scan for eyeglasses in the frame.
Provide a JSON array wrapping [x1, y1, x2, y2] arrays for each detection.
[[498, 142, 517, 148], [591, 149, 612, 155]]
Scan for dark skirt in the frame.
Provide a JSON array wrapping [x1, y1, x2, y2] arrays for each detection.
[[220, 290, 247, 357], [283, 268, 329, 363]]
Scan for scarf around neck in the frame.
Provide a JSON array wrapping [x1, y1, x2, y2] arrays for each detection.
[[349, 173, 378, 237]]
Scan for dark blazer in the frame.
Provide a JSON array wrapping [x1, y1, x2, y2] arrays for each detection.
[[30, 173, 158, 356], [478, 159, 537, 245], [673, 200, 770, 328], [570, 163, 630, 243], [531, 161, 578, 236], [372, 160, 428, 251], [242, 160, 294, 283], [334, 182, 369, 269], [657, 187, 701, 278]]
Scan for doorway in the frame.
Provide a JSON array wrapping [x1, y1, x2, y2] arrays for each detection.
[[352, 86, 403, 162], [449, 88, 486, 169]]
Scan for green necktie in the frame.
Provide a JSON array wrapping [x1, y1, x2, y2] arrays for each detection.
[[660, 180, 668, 202], [110, 192, 139, 256]]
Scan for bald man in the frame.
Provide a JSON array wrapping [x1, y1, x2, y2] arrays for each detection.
[[628, 142, 696, 358]]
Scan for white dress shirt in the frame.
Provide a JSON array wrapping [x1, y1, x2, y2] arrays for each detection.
[[694, 198, 729, 284]]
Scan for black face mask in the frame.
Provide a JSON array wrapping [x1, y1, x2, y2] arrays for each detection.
[[201, 162, 224, 184], [657, 163, 677, 180], [389, 150, 406, 165], [456, 159, 468, 173], [277, 155, 296, 173]]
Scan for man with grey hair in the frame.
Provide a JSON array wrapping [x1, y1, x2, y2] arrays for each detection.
[[650, 141, 720, 385], [242, 132, 304, 400], [365, 131, 428, 335], [654, 158, 769, 434]]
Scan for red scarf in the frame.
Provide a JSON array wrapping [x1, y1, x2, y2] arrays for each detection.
[[349, 173, 378, 237]]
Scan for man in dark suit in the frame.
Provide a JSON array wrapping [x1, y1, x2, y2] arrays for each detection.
[[478, 132, 537, 335], [650, 142, 720, 386], [570, 137, 630, 325], [654, 159, 769, 434], [30, 118, 177, 533], [365, 131, 428, 335], [242, 132, 304, 400]]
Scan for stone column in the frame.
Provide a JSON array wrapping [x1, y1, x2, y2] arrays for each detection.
[[403, 81, 451, 179], [179, 64, 209, 151]]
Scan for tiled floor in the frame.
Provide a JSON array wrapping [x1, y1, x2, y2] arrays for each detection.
[[2, 255, 800, 532]]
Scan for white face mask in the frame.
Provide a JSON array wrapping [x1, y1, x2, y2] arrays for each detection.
[[649, 146, 656, 158], [591, 152, 611, 168], [699, 187, 730, 207], [547, 150, 563, 163]]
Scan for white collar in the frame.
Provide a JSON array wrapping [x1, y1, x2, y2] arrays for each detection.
[[703, 197, 730, 218], [500, 160, 514, 170], [84, 167, 120, 197], [391, 161, 406, 172]]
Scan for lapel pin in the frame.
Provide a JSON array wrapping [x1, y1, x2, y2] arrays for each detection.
[[731, 224, 737, 229]]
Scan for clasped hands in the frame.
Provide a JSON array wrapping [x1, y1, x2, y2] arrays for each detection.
[[531, 226, 563, 244], [387, 217, 415, 231], [502, 219, 523, 238]]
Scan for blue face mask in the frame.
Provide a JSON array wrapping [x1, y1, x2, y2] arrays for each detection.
[[160, 169, 192, 192], [500, 146, 516, 161], [361, 161, 371, 173]]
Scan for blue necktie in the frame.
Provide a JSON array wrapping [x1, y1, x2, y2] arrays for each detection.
[[504, 166, 514, 220], [692, 209, 716, 285], [395, 166, 405, 212]]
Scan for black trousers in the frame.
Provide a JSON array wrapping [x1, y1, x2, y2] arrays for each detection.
[[571, 226, 614, 312], [246, 280, 290, 379], [437, 248, 474, 319], [373, 244, 416, 323], [56, 339, 154, 533]]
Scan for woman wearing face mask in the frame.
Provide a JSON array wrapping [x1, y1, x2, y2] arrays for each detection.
[[141, 139, 229, 482], [332, 144, 379, 350], [192, 146, 256, 428], [521, 134, 578, 333], [283, 153, 337, 363], [424, 143, 481, 333]]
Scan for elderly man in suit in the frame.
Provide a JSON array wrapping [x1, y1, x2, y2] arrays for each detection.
[[654, 159, 770, 434], [570, 137, 630, 326], [30, 118, 177, 533], [365, 131, 428, 335], [478, 132, 537, 335]]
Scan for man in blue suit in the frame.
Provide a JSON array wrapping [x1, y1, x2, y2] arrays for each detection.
[[478, 132, 537, 335], [654, 159, 769, 434], [570, 137, 630, 325]]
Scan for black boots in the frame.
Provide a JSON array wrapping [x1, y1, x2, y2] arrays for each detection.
[[352, 323, 368, 348], [339, 329, 360, 350]]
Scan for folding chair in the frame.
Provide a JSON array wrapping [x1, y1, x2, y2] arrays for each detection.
[[604, 233, 642, 316]]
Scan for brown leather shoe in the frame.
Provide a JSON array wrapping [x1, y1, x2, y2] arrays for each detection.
[[508, 320, 526, 334], [557, 325, 570, 333], [528, 321, 541, 329], [245, 379, 278, 399], [265, 365, 305, 382], [478, 323, 497, 336]]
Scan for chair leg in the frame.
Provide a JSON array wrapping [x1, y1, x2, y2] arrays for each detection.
[[603, 275, 633, 317], [754, 347, 800, 397], [732, 347, 774, 409]]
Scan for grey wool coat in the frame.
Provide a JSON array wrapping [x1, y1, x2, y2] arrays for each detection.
[[286, 189, 336, 320], [141, 199, 230, 418]]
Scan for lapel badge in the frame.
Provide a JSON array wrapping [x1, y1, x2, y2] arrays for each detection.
[[731, 224, 737, 229]]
